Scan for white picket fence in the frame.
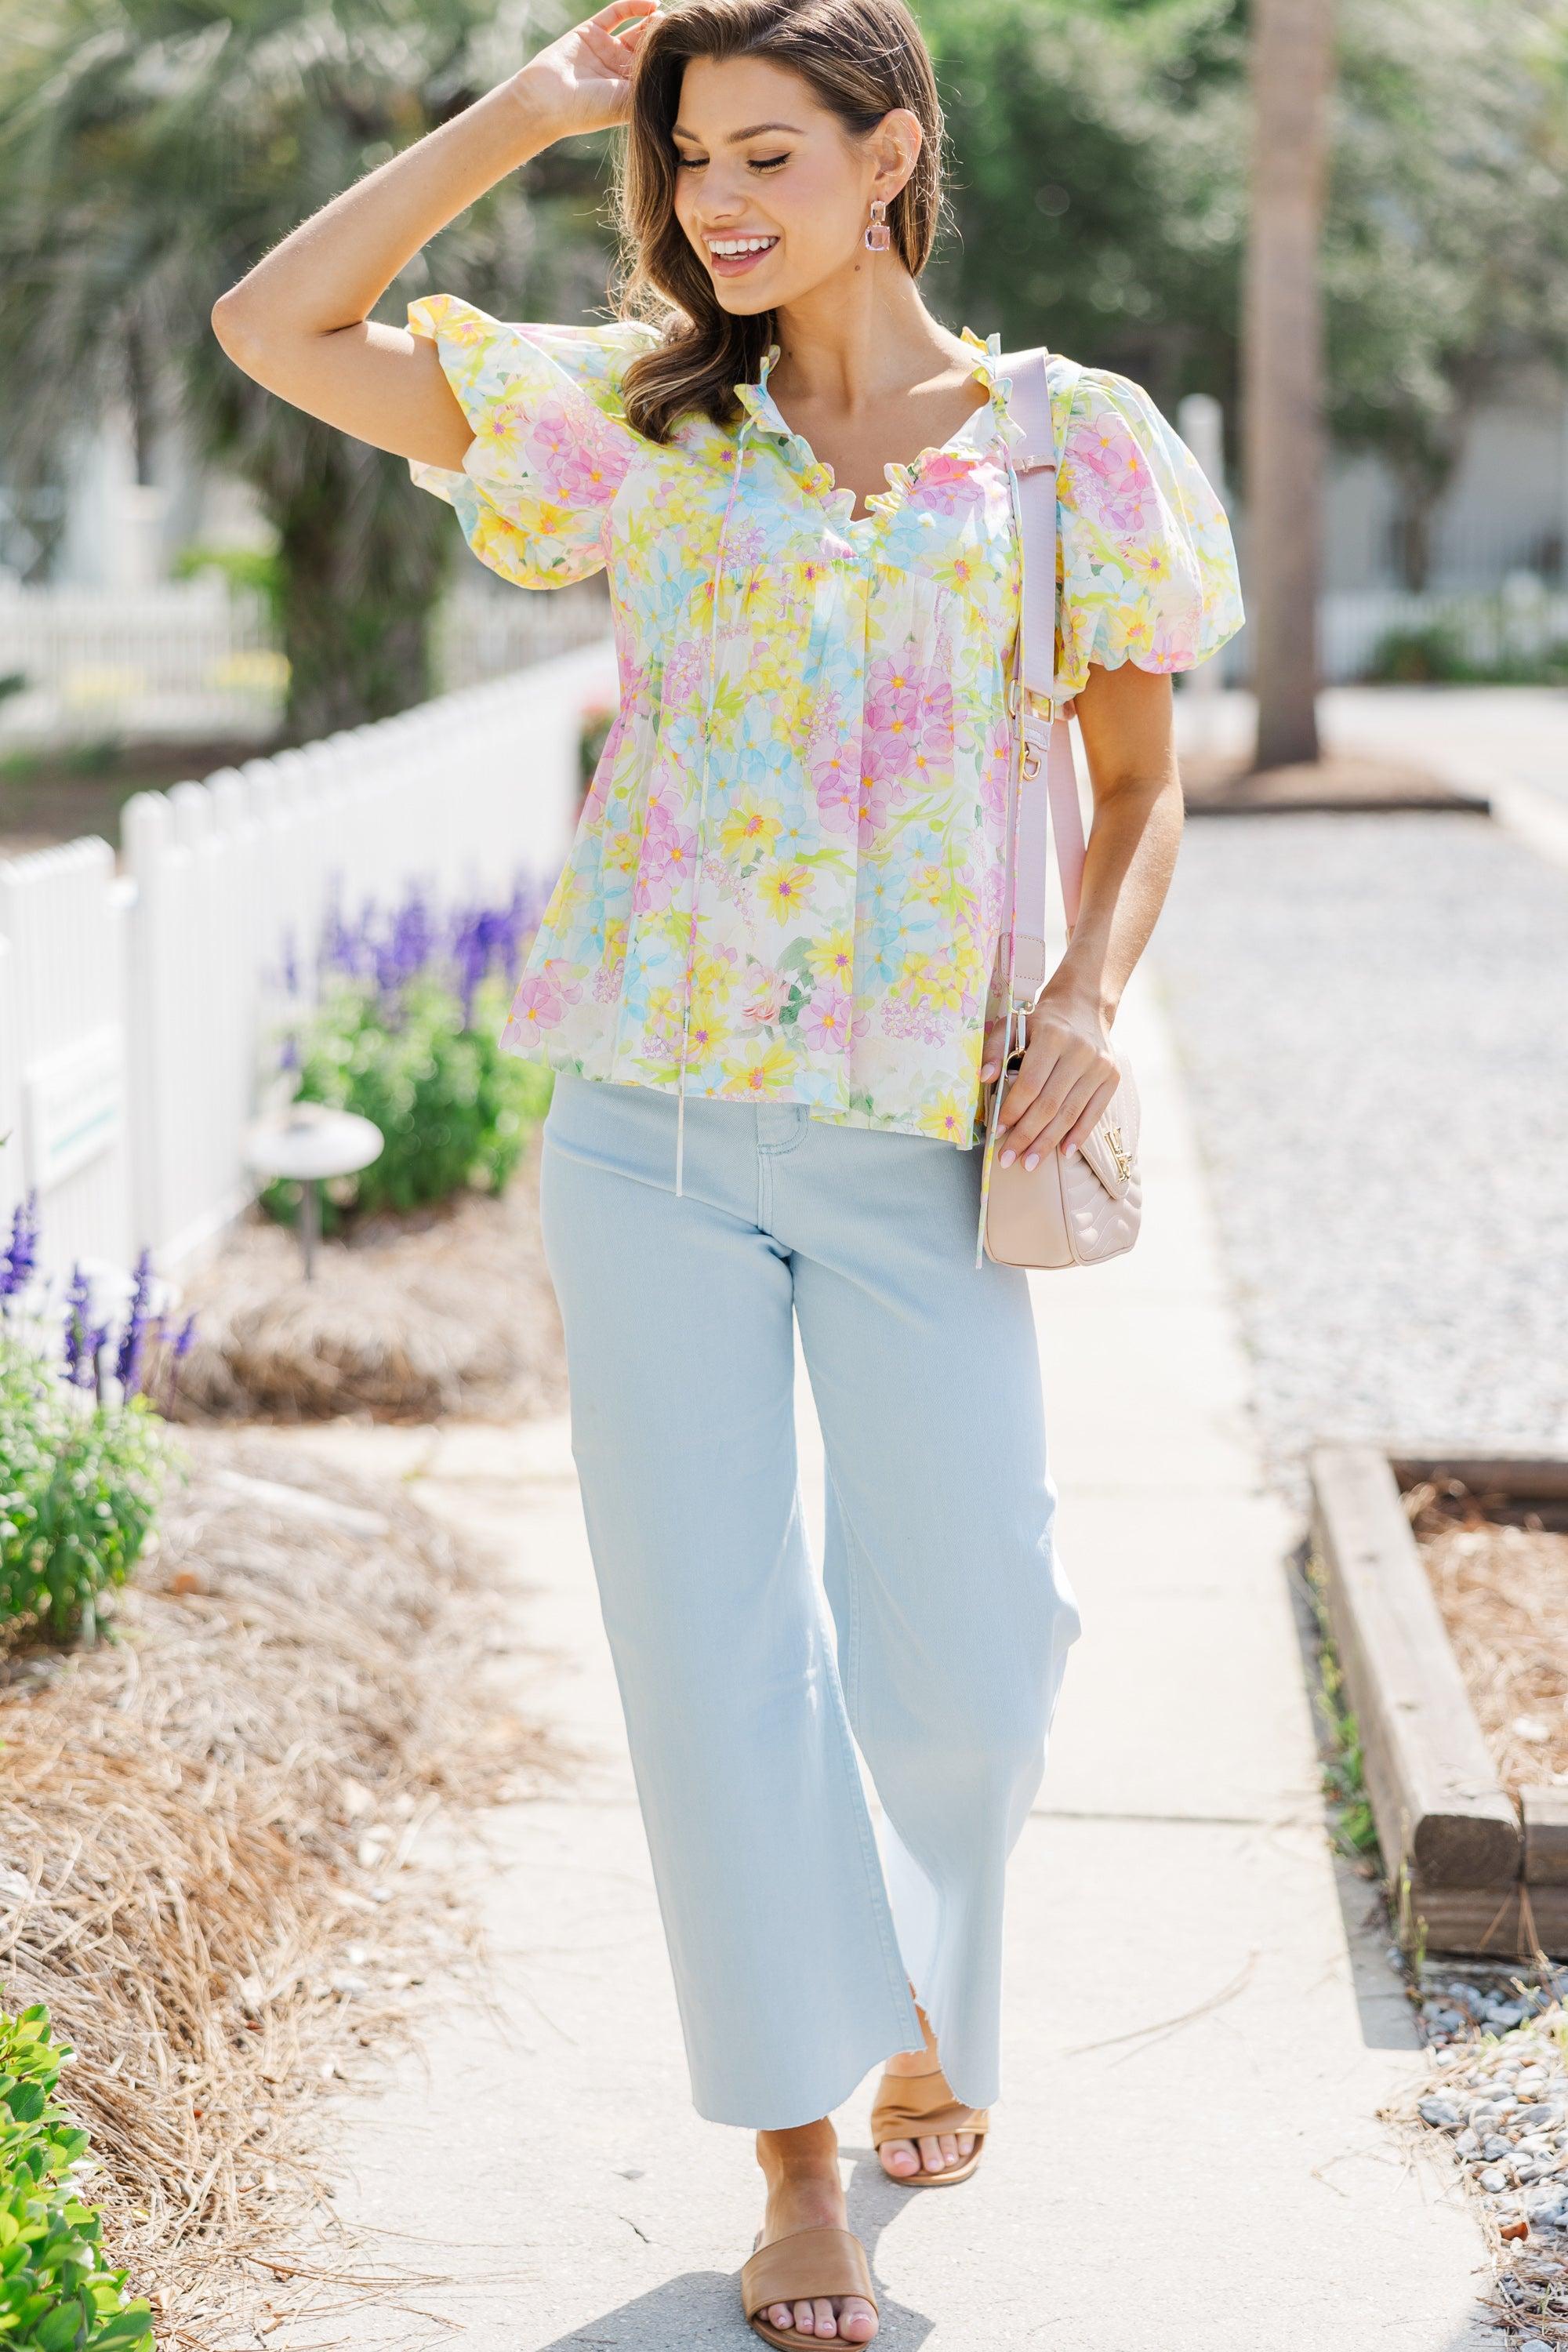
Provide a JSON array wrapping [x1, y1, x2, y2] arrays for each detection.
[[0, 575, 613, 744], [0, 643, 614, 1287]]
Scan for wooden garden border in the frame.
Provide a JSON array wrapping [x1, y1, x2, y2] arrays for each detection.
[[1310, 1444, 1568, 1958]]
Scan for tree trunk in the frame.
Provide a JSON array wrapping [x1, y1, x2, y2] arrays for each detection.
[[265, 430, 456, 743], [1244, 0, 1336, 771]]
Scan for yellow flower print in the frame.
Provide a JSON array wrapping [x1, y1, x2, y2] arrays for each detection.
[[684, 941, 740, 1004], [929, 551, 980, 596], [922, 1094, 973, 1143], [757, 862, 814, 920], [913, 863, 975, 924], [721, 1039, 797, 1096], [719, 800, 783, 859], [903, 955, 965, 1012], [806, 931, 855, 985]]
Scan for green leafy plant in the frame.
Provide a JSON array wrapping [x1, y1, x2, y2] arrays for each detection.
[[0, 1337, 171, 1642], [170, 543, 284, 629], [1365, 618, 1568, 684], [1303, 1550, 1381, 1861], [267, 971, 553, 1233], [0, 2005, 153, 2351]]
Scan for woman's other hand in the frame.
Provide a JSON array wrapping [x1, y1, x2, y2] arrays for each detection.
[[515, 0, 660, 140]]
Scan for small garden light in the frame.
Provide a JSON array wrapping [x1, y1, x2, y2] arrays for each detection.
[[245, 1102, 384, 1280]]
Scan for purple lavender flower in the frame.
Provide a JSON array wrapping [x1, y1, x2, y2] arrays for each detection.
[[163, 1311, 198, 1411], [0, 1189, 39, 1305], [62, 1263, 93, 1386], [115, 1247, 154, 1399]]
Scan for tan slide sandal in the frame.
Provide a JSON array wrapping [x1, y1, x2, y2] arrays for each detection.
[[741, 2223, 878, 2350], [870, 2064, 989, 2186]]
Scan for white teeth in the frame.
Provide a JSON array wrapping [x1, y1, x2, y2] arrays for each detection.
[[710, 237, 777, 257]]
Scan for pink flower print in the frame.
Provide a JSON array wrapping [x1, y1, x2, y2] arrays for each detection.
[[813, 745, 859, 835], [506, 959, 581, 1039], [742, 965, 790, 1025], [1070, 418, 1156, 535], [856, 727, 917, 847], [912, 450, 978, 515], [865, 655, 920, 744], [662, 640, 706, 706], [915, 673, 954, 747], [528, 402, 630, 509], [633, 797, 699, 913], [800, 985, 852, 1052]]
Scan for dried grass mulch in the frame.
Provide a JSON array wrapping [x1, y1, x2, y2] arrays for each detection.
[[169, 1136, 565, 1425], [1409, 1480, 1568, 1796], [0, 1425, 561, 2350]]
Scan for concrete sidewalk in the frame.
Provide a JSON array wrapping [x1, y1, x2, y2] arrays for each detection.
[[268, 975, 1494, 2352]]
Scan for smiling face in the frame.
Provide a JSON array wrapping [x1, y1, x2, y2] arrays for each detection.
[[670, 55, 918, 316]]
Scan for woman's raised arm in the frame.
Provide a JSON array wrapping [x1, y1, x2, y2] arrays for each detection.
[[209, 0, 659, 471]]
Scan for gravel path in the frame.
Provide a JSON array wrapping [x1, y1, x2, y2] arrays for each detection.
[[1152, 811, 1568, 1499]]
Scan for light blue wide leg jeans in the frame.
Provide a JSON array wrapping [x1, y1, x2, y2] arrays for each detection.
[[538, 1072, 1083, 2131]]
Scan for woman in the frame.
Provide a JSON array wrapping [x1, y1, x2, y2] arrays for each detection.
[[212, 1, 1241, 2339]]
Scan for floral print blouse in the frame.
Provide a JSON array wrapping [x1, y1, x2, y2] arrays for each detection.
[[407, 295, 1243, 1147]]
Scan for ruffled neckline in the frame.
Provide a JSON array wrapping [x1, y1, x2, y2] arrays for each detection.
[[732, 328, 1019, 527]]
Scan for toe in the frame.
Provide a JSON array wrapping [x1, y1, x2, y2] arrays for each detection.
[[880, 2137, 918, 2177], [794, 2299, 815, 2335], [769, 2306, 793, 2332], [957, 2131, 975, 2157], [840, 2296, 878, 2343], [813, 2298, 837, 2336], [918, 2135, 945, 2172], [938, 2132, 959, 2168]]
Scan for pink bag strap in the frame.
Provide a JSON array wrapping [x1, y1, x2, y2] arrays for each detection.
[[998, 347, 1084, 1011]]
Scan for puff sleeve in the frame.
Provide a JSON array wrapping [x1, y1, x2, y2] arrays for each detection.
[[1054, 368, 1244, 693], [406, 294, 659, 590]]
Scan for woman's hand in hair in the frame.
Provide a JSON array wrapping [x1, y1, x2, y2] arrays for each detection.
[[515, 0, 661, 140]]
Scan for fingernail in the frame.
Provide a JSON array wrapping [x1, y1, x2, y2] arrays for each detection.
[[999, 1149, 1014, 1167], [980, 1062, 997, 1082], [1024, 1152, 1039, 1171]]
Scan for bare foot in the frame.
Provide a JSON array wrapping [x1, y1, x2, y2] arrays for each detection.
[[753, 2117, 877, 2343], [877, 1996, 976, 2183]]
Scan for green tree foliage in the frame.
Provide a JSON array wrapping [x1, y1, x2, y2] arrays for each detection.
[[1328, 0, 1568, 580], [0, 0, 540, 738], [918, 0, 1247, 415], [916, 0, 1568, 564]]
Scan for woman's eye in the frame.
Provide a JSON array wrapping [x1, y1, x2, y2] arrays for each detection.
[[674, 154, 706, 170], [750, 154, 789, 172]]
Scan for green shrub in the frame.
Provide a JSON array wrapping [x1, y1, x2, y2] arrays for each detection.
[[0, 2006, 153, 2352], [1366, 615, 1568, 686], [0, 1339, 170, 1642], [265, 970, 553, 1233], [1364, 620, 1472, 683]]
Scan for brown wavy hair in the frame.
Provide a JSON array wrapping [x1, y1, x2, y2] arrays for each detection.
[[615, 0, 946, 444]]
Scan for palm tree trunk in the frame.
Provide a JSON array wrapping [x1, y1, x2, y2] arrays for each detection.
[[1244, 0, 1336, 771], [263, 430, 456, 743]]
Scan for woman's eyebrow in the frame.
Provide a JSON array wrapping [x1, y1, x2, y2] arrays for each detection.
[[670, 120, 804, 142]]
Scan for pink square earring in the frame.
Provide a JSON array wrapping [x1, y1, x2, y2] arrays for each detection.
[[864, 198, 891, 252]]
